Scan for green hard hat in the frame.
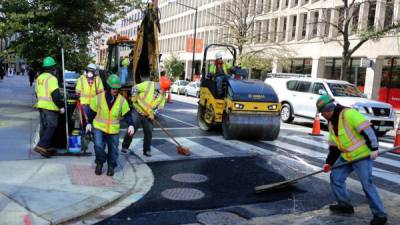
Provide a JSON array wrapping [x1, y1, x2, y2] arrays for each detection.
[[316, 95, 334, 112], [107, 74, 121, 89], [43, 56, 56, 67], [121, 58, 130, 67]]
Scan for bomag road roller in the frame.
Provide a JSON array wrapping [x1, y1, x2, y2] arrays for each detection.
[[197, 44, 281, 140]]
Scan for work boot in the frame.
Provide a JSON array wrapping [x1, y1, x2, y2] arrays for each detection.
[[143, 151, 152, 157], [370, 216, 387, 225], [107, 166, 114, 176], [95, 163, 103, 175], [33, 146, 51, 158], [329, 203, 354, 214]]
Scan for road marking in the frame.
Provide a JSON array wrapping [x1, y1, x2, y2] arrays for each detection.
[[121, 127, 200, 131], [207, 136, 274, 156], [159, 113, 198, 127], [128, 139, 172, 162], [176, 138, 224, 157]]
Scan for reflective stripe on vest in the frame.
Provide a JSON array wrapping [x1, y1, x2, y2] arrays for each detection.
[[78, 76, 102, 104], [329, 109, 370, 161], [93, 93, 125, 134], [136, 82, 155, 115], [36, 73, 59, 111]]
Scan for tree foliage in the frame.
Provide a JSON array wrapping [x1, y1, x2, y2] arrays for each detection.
[[164, 54, 184, 79], [0, 0, 141, 71]]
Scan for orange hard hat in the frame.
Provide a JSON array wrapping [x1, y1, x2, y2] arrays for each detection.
[[159, 76, 172, 91]]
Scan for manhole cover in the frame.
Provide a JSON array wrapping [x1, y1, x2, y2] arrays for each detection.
[[171, 173, 208, 183], [161, 188, 205, 201], [197, 211, 251, 225]]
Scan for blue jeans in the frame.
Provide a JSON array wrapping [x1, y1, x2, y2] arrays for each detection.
[[330, 157, 387, 217], [216, 75, 224, 96], [38, 109, 58, 149], [93, 128, 119, 167]]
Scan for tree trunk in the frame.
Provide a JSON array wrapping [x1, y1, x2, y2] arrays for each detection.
[[340, 54, 350, 81]]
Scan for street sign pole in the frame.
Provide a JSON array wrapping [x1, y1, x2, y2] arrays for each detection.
[[61, 48, 69, 150]]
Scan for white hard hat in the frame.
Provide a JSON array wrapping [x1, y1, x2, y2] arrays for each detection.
[[87, 63, 97, 71], [215, 52, 223, 59]]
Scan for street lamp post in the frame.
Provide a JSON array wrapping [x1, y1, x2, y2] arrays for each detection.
[[167, 0, 198, 81]]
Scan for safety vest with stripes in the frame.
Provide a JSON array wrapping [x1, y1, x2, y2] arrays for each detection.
[[76, 75, 104, 105], [328, 108, 371, 161], [209, 63, 232, 75], [90, 92, 130, 134], [132, 81, 166, 119], [35, 72, 60, 111]]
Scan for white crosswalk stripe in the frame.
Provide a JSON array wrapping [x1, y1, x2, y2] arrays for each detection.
[[175, 137, 224, 158]]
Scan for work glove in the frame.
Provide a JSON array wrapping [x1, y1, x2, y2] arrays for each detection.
[[85, 124, 92, 134], [322, 164, 331, 173], [370, 150, 379, 160], [128, 125, 135, 136], [60, 108, 65, 114]]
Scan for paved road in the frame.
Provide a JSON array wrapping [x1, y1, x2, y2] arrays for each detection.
[[95, 93, 400, 225], [0, 75, 38, 161]]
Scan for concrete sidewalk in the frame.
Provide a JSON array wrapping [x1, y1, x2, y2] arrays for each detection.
[[0, 155, 143, 225]]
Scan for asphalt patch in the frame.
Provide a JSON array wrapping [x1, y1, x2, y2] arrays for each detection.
[[97, 156, 349, 225]]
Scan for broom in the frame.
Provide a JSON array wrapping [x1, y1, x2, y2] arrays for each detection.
[[153, 118, 190, 156]]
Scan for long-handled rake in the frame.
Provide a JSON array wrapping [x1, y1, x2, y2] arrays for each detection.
[[255, 146, 400, 193]]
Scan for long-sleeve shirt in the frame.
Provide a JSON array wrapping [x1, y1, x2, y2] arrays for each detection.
[[87, 91, 134, 127], [51, 89, 64, 109], [325, 104, 379, 165]]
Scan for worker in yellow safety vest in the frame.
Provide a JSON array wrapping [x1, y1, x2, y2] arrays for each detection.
[[208, 52, 232, 97], [33, 56, 65, 158], [75, 63, 104, 151], [85, 74, 134, 176], [317, 95, 387, 225], [121, 77, 172, 157]]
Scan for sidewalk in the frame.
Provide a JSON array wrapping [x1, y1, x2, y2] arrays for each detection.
[[0, 76, 150, 225]]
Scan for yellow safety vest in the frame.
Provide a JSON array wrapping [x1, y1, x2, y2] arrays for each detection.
[[209, 63, 232, 75], [76, 75, 104, 105], [132, 81, 166, 119], [328, 108, 372, 161], [90, 92, 130, 134], [35, 72, 60, 111]]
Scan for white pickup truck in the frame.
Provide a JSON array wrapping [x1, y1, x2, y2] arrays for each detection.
[[265, 77, 396, 136]]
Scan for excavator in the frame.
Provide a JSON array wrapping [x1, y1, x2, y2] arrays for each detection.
[[101, 2, 161, 97], [198, 44, 281, 140]]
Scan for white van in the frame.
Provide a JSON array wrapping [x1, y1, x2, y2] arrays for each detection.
[[265, 77, 396, 136]]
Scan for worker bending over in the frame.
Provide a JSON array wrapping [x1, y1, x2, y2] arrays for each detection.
[[86, 75, 134, 176], [121, 77, 171, 157], [317, 95, 387, 225]]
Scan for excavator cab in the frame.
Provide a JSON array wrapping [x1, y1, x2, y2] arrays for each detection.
[[198, 44, 281, 140], [105, 35, 135, 87]]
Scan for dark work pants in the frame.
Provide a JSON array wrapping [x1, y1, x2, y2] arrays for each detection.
[[38, 109, 58, 149], [122, 110, 153, 153]]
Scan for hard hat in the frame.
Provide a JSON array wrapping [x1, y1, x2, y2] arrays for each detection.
[[87, 63, 97, 71], [107, 74, 121, 89], [43, 56, 56, 68], [121, 58, 130, 67], [215, 52, 223, 59], [316, 95, 334, 112], [159, 76, 172, 91]]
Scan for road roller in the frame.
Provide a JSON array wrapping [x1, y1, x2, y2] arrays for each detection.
[[197, 44, 281, 140]]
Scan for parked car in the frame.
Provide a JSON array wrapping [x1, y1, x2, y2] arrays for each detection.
[[171, 80, 189, 94], [64, 70, 80, 89], [184, 81, 200, 97], [265, 77, 396, 136]]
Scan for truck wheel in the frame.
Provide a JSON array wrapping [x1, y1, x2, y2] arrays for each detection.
[[280, 103, 294, 123], [222, 113, 235, 140], [198, 104, 212, 131]]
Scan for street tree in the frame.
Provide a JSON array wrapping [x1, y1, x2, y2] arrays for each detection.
[[212, 0, 291, 71], [164, 54, 184, 79], [0, 0, 142, 71], [311, 0, 400, 80]]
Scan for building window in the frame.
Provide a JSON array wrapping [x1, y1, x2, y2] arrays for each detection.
[[282, 17, 287, 41], [384, 0, 394, 28], [324, 58, 366, 86], [301, 13, 307, 39], [312, 11, 319, 38], [283, 58, 312, 74], [367, 1, 377, 27], [351, 4, 360, 32], [292, 15, 297, 39], [324, 10, 331, 36]]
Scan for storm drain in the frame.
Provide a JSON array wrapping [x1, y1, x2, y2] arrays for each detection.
[[171, 173, 208, 183], [161, 188, 205, 201]]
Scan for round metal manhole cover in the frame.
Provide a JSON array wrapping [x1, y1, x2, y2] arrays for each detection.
[[171, 173, 208, 183], [161, 188, 205, 201]]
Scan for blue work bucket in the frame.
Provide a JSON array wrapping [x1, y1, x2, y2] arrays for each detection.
[[68, 130, 82, 153]]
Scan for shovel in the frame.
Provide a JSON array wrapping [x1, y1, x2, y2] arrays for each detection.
[[153, 118, 190, 156], [255, 146, 400, 193]]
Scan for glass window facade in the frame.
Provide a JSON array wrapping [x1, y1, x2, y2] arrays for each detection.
[[324, 58, 366, 86]]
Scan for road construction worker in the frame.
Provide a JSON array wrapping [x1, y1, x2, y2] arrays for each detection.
[[317, 95, 387, 225], [33, 56, 65, 158], [208, 52, 232, 97], [86, 74, 134, 176], [120, 57, 130, 84], [76, 63, 104, 151], [121, 77, 171, 157]]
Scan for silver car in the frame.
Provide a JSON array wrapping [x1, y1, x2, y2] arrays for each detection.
[[171, 80, 189, 95], [184, 81, 200, 98]]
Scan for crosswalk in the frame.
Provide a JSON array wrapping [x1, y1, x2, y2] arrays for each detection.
[[122, 134, 400, 193]]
